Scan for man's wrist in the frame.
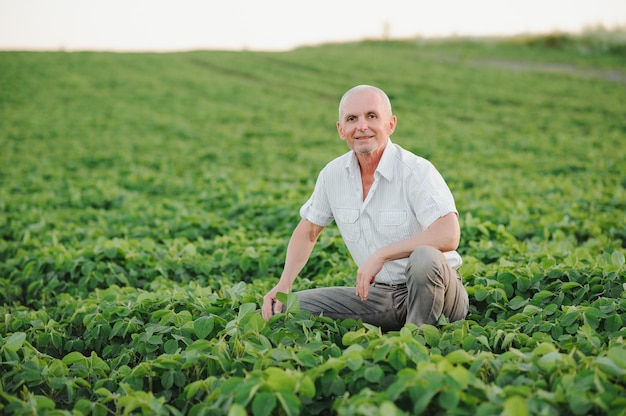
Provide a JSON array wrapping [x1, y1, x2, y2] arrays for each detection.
[[374, 248, 390, 264]]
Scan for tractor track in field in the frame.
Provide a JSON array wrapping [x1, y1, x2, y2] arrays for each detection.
[[473, 58, 626, 83], [434, 55, 626, 84]]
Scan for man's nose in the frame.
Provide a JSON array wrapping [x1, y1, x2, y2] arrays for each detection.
[[357, 119, 368, 131]]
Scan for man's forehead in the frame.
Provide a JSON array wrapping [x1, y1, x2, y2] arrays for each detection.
[[344, 89, 378, 102], [342, 92, 383, 111]]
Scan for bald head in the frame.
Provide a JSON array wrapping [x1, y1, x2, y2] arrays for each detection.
[[338, 85, 393, 120]]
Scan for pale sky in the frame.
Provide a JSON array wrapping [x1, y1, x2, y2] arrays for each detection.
[[1, 0, 625, 51]]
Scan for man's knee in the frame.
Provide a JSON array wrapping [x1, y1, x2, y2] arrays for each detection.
[[407, 246, 444, 280], [409, 246, 443, 265]]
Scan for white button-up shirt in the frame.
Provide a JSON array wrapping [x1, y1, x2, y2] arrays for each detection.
[[300, 140, 462, 285]]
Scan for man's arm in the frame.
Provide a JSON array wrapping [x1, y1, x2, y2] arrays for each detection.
[[356, 212, 460, 300], [262, 218, 325, 320]]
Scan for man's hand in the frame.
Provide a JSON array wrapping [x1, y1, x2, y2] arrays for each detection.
[[356, 254, 384, 301], [262, 286, 287, 321], [262, 219, 323, 320]]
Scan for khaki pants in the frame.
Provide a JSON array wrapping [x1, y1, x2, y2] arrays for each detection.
[[295, 246, 469, 331]]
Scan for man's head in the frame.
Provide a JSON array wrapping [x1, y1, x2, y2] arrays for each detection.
[[338, 85, 393, 120], [337, 85, 397, 155]]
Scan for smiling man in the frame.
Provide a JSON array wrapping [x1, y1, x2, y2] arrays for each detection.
[[262, 85, 469, 331]]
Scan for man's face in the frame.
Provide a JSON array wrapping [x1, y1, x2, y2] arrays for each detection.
[[337, 90, 397, 155]]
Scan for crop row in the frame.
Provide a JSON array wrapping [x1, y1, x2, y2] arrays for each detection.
[[2, 276, 625, 415]]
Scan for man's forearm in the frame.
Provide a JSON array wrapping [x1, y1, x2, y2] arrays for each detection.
[[376, 212, 460, 263], [276, 219, 324, 289]]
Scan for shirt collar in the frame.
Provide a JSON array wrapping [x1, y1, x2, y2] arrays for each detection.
[[344, 138, 396, 180], [376, 139, 396, 181]]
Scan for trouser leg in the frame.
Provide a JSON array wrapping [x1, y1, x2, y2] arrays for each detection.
[[293, 246, 468, 330], [404, 246, 469, 326], [295, 285, 406, 331]]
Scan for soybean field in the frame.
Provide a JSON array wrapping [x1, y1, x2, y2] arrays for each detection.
[[1, 32, 625, 415]]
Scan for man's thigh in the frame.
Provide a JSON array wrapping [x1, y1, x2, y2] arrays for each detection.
[[295, 285, 405, 331]]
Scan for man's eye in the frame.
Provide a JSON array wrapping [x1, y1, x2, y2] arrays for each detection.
[[368, 113, 377, 119]]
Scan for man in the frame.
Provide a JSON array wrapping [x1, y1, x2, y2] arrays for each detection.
[[261, 85, 468, 331]]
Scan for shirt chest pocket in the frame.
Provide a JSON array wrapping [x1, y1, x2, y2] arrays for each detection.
[[335, 208, 360, 241], [379, 209, 407, 226], [379, 209, 411, 243]]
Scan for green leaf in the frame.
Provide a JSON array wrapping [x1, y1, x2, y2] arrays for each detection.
[[446, 349, 474, 365], [560, 310, 580, 327], [596, 357, 626, 377], [551, 325, 564, 340], [164, 339, 179, 354], [173, 371, 186, 387], [227, 404, 247, 416], [62, 351, 86, 365], [504, 396, 529, 416], [388, 347, 407, 370], [516, 276, 532, 293], [276, 292, 300, 314], [421, 324, 440, 346], [411, 384, 438, 414], [406, 342, 429, 362], [245, 313, 266, 333], [536, 351, 562, 373], [508, 297, 528, 310], [4, 332, 27, 352], [447, 365, 471, 388], [238, 302, 257, 319], [161, 371, 174, 389], [364, 365, 384, 383], [462, 335, 477, 350], [379, 402, 402, 416], [184, 380, 206, 400], [265, 367, 296, 392], [252, 393, 277, 416], [221, 377, 244, 395], [582, 307, 601, 329], [320, 372, 345, 397], [234, 378, 262, 406], [533, 342, 558, 356], [193, 316, 215, 339], [438, 389, 461, 411], [501, 332, 518, 350], [607, 345, 626, 369], [532, 290, 554, 302], [295, 350, 317, 368], [610, 250, 625, 267], [276, 390, 300, 416], [297, 375, 316, 398], [373, 343, 392, 363], [270, 348, 292, 362], [75, 398, 107, 416], [566, 387, 594, 416], [498, 272, 516, 298], [342, 330, 365, 346], [20, 369, 42, 383], [33, 395, 56, 411], [346, 353, 363, 371], [561, 281, 582, 291], [474, 288, 489, 301]]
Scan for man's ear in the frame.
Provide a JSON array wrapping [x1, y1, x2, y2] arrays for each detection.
[[336, 121, 346, 141], [387, 115, 397, 136]]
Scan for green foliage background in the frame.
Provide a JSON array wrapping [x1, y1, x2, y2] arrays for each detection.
[[1, 32, 625, 415]]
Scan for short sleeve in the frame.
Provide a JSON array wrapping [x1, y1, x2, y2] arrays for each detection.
[[299, 170, 335, 227], [412, 162, 458, 230]]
